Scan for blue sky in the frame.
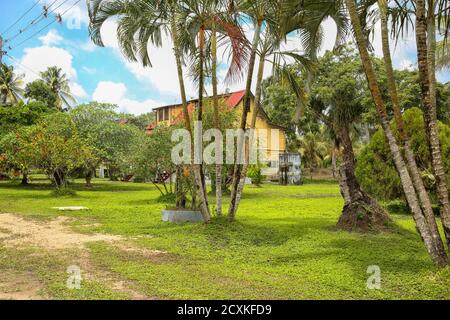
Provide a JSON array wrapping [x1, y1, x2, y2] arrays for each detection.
[[1, 0, 448, 115]]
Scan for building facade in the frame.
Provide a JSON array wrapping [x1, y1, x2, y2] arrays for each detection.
[[146, 90, 287, 167]]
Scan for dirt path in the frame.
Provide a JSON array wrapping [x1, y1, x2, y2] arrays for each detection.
[[0, 213, 156, 300], [0, 214, 122, 249]]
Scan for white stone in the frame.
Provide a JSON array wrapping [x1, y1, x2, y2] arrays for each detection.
[[52, 207, 90, 211]]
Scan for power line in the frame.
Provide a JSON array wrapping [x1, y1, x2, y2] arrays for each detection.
[[6, 0, 82, 52], [4, 0, 62, 44], [4, 52, 41, 77], [1, 0, 41, 36]]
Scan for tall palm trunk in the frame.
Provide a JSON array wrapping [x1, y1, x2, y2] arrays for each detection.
[[211, 26, 223, 217], [232, 37, 269, 216], [197, 26, 210, 210], [228, 20, 262, 220], [345, 0, 447, 267], [378, 0, 447, 255], [422, 0, 450, 250], [336, 126, 390, 231], [170, 14, 211, 222]]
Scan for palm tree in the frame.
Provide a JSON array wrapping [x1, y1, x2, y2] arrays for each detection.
[[87, 0, 247, 222], [378, 0, 448, 259], [305, 46, 390, 231], [177, 0, 251, 218], [87, 0, 215, 221], [298, 131, 328, 180], [228, 0, 279, 219], [178, 0, 249, 217], [415, 0, 450, 253], [88, 0, 209, 220], [436, 40, 450, 70], [387, 0, 450, 252], [345, 0, 447, 267], [0, 64, 24, 105], [40, 66, 75, 110]]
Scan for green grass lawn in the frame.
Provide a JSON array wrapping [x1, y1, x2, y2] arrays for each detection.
[[0, 176, 448, 300]]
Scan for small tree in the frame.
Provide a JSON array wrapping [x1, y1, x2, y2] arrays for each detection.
[[0, 126, 35, 184], [133, 124, 178, 197], [70, 102, 145, 184], [24, 80, 59, 111], [29, 113, 96, 188]]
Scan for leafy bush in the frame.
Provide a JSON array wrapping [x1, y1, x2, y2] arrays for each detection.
[[247, 165, 265, 186], [356, 107, 450, 200]]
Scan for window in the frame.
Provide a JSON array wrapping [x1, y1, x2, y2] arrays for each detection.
[[164, 108, 169, 121], [158, 109, 164, 122]]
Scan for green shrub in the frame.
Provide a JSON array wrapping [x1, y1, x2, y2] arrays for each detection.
[[247, 165, 265, 186], [356, 107, 450, 200]]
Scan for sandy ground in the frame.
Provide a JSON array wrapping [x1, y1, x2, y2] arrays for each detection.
[[0, 214, 122, 249], [0, 213, 161, 300]]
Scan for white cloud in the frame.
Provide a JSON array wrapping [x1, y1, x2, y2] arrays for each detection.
[[92, 81, 164, 115], [38, 29, 63, 46], [18, 45, 77, 83], [99, 20, 199, 100], [14, 30, 88, 104], [90, 11, 428, 106], [70, 82, 88, 99]]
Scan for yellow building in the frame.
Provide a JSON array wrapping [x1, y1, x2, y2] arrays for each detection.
[[146, 90, 287, 165]]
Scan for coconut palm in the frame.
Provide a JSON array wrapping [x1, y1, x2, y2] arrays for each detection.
[[386, 0, 450, 252], [0, 64, 24, 105], [40, 66, 75, 110], [377, 0, 448, 259], [415, 0, 450, 254], [345, 0, 448, 267]]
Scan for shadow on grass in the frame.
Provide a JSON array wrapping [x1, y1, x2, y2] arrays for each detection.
[[0, 181, 154, 193]]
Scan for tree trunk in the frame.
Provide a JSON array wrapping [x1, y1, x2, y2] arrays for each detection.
[[232, 37, 269, 217], [421, 0, 450, 251], [197, 26, 210, 215], [228, 20, 262, 220], [211, 27, 223, 217], [336, 126, 390, 232], [85, 170, 93, 188], [345, 0, 448, 267], [53, 170, 67, 189], [379, 0, 447, 255], [331, 150, 337, 178], [21, 171, 28, 185], [170, 12, 210, 222]]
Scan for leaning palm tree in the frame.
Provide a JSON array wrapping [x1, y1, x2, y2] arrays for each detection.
[[377, 0, 448, 260], [0, 64, 24, 105], [388, 0, 450, 253], [40, 66, 75, 110], [345, 0, 448, 267], [415, 0, 450, 254]]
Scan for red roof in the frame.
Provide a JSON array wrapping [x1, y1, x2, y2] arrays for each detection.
[[226, 90, 246, 109], [147, 90, 250, 132]]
